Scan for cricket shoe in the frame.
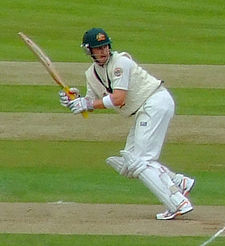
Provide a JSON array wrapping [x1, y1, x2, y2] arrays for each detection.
[[156, 199, 193, 220], [180, 177, 195, 197]]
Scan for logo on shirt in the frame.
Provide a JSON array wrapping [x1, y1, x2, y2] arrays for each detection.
[[114, 67, 123, 77], [140, 121, 147, 126]]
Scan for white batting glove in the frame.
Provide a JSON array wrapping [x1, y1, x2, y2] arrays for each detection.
[[59, 87, 80, 107], [68, 97, 94, 114]]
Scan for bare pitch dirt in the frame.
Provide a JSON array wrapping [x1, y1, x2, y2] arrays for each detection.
[[0, 113, 225, 144], [1, 62, 225, 88], [0, 202, 225, 236]]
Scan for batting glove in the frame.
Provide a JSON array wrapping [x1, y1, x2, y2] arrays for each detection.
[[59, 87, 80, 107], [68, 97, 94, 114]]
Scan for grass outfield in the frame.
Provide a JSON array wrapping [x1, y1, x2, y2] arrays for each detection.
[[0, 234, 217, 246], [0, 140, 224, 205], [1, 234, 223, 246], [0, 85, 225, 115], [1, 0, 225, 64]]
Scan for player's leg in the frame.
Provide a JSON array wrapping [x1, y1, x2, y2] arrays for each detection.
[[106, 122, 135, 174], [107, 158, 195, 196], [119, 150, 193, 219], [133, 88, 174, 161], [162, 166, 195, 196], [131, 88, 193, 218], [133, 88, 195, 195], [107, 88, 195, 197], [106, 156, 124, 173], [140, 164, 193, 219], [106, 88, 194, 218]]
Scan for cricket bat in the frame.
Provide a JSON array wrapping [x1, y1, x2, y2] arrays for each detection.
[[18, 32, 88, 118]]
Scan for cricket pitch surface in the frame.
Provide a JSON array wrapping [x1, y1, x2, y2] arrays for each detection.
[[0, 202, 225, 236]]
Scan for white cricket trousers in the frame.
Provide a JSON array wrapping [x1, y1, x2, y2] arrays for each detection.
[[125, 86, 175, 161], [124, 87, 185, 211]]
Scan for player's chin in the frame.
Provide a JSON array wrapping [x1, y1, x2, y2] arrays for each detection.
[[97, 56, 108, 65]]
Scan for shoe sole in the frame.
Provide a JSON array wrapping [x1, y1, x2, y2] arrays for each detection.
[[183, 179, 196, 197], [156, 205, 193, 220], [175, 206, 193, 218]]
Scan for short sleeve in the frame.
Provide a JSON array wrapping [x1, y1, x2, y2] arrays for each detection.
[[112, 56, 133, 90]]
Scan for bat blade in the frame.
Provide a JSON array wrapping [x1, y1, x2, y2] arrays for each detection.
[[18, 32, 88, 118], [18, 32, 66, 88]]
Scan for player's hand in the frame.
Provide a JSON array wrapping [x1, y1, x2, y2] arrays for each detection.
[[68, 97, 94, 114], [59, 87, 80, 107]]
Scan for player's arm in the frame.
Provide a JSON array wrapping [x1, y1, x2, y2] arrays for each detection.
[[60, 88, 126, 114], [99, 56, 132, 109], [93, 89, 127, 109], [62, 56, 131, 114]]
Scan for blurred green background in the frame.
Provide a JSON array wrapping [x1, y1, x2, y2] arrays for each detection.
[[1, 0, 225, 64]]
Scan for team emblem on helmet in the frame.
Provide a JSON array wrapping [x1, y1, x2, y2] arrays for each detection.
[[96, 33, 106, 42], [81, 28, 112, 55]]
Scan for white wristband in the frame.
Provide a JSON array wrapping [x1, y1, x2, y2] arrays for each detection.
[[102, 95, 115, 109]]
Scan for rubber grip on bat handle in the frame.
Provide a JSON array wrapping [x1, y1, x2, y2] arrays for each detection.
[[63, 87, 88, 118]]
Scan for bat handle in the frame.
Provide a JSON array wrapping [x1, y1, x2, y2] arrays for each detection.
[[63, 86, 88, 118]]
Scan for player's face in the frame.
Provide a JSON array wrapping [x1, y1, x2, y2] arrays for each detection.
[[91, 45, 110, 65]]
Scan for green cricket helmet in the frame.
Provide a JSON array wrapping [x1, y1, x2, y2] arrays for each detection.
[[81, 28, 112, 55]]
